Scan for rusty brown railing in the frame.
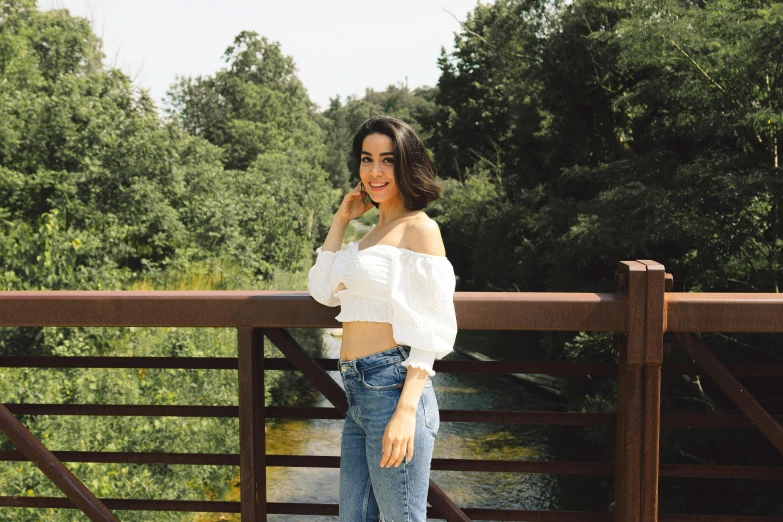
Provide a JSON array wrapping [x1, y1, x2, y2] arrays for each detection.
[[0, 260, 780, 521]]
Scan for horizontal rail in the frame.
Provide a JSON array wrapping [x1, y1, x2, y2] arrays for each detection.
[[658, 515, 783, 522], [0, 497, 239, 512], [0, 356, 618, 375], [0, 356, 238, 369], [269, 359, 783, 377], [1, 497, 780, 521], [659, 464, 783, 480], [0, 451, 239, 465], [0, 404, 613, 425], [661, 413, 783, 427], [273, 505, 783, 521], [3, 356, 782, 378], [1, 290, 782, 333], [266, 408, 783, 428], [0, 291, 626, 331], [0, 451, 777, 481], [263, 407, 618, 424], [267, 456, 614, 475], [5, 404, 238, 417], [666, 293, 783, 332], [661, 363, 783, 377], [269, 503, 614, 521], [3, 356, 783, 378], [7, 405, 616, 424], [264, 358, 620, 376], [8, 404, 781, 429], [267, 457, 781, 480], [0, 497, 617, 520]]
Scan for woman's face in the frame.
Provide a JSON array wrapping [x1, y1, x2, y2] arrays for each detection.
[[360, 133, 399, 205]]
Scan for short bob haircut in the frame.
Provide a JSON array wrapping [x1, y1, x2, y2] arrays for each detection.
[[352, 116, 443, 211]]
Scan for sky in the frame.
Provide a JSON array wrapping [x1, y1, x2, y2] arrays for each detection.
[[37, 0, 492, 112]]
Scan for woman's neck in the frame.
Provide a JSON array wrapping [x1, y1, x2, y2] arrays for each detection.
[[377, 201, 412, 229]]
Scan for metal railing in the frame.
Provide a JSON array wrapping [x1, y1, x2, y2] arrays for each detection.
[[0, 259, 780, 521]]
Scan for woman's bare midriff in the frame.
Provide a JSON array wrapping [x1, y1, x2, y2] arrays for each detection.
[[339, 321, 399, 362]]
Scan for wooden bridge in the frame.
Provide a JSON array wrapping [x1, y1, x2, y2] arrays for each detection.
[[0, 260, 781, 521]]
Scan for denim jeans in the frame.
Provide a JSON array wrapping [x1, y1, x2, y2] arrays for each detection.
[[338, 344, 440, 522]]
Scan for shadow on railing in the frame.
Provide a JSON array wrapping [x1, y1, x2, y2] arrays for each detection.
[[0, 260, 781, 521]]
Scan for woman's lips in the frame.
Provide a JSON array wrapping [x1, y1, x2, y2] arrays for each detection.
[[368, 182, 389, 192]]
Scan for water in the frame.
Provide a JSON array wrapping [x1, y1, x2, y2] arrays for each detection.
[[263, 331, 610, 521]]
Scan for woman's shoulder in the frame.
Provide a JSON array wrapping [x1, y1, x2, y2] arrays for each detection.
[[401, 213, 446, 257]]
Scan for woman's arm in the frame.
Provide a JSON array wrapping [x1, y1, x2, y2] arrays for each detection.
[[380, 218, 447, 468], [379, 367, 428, 468], [320, 214, 350, 253]]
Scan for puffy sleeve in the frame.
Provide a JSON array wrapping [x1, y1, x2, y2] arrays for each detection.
[[307, 246, 341, 307], [390, 251, 458, 377]]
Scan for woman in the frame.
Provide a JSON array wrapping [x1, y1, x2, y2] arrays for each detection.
[[307, 116, 458, 522]]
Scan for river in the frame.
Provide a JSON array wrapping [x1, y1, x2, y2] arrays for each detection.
[[263, 330, 612, 521]]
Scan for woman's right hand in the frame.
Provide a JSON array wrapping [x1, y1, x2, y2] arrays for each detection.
[[336, 180, 374, 223]]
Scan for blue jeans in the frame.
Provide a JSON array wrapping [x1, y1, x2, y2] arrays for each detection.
[[338, 344, 440, 522]]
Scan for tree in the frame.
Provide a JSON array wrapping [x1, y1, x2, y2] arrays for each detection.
[[166, 31, 327, 171], [430, 0, 552, 190], [0, 5, 329, 518]]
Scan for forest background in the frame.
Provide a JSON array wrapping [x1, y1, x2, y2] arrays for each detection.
[[1, 0, 782, 519]]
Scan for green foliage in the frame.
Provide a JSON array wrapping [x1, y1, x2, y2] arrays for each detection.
[[0, 2, 330, 519], [430, 0, 553, 185], [431, 0, 783, 514], [432, 0, 783, 295], [4, 0, 783, 515], [166, 31, 327, 171]]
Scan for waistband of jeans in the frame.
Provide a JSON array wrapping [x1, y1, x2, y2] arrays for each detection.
[[338, 344, 410, 374]]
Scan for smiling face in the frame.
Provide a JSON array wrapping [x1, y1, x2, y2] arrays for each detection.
[[359, 133, 400, 205]]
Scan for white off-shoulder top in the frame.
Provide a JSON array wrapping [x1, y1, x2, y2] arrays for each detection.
[[307, 240, 458, 376]]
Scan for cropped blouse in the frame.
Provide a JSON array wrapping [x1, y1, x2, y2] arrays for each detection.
[[306, 240, 458, 376]]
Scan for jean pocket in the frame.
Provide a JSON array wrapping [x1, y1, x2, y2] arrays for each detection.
[[421, 387, 439, 433], [360, 361, 404, 391]]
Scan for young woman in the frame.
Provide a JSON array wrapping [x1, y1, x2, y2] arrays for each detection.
[[307, 116, 458, 522]]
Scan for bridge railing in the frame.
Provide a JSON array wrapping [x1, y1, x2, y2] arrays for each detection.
[[0, 259, 780, 521]]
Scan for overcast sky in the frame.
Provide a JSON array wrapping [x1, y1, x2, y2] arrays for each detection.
[[37, 0, 491, 112]]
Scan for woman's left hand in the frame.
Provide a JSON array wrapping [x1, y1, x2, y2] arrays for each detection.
[[380, 409, 416, 467]]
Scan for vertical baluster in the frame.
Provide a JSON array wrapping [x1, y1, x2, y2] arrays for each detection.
[[615, 262, 646, 522], [238, 327, 266, 521], [639, 261, 666, 522]]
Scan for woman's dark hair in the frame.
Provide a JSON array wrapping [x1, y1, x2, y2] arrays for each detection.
[[351, 116, 443, 211]]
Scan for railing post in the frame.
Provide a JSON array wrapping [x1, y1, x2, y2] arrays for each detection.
[[615, 261, 666, 522], [615, 261, 646, 522], [638, 261, 666, 522], [238, 327, 266, 521]]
